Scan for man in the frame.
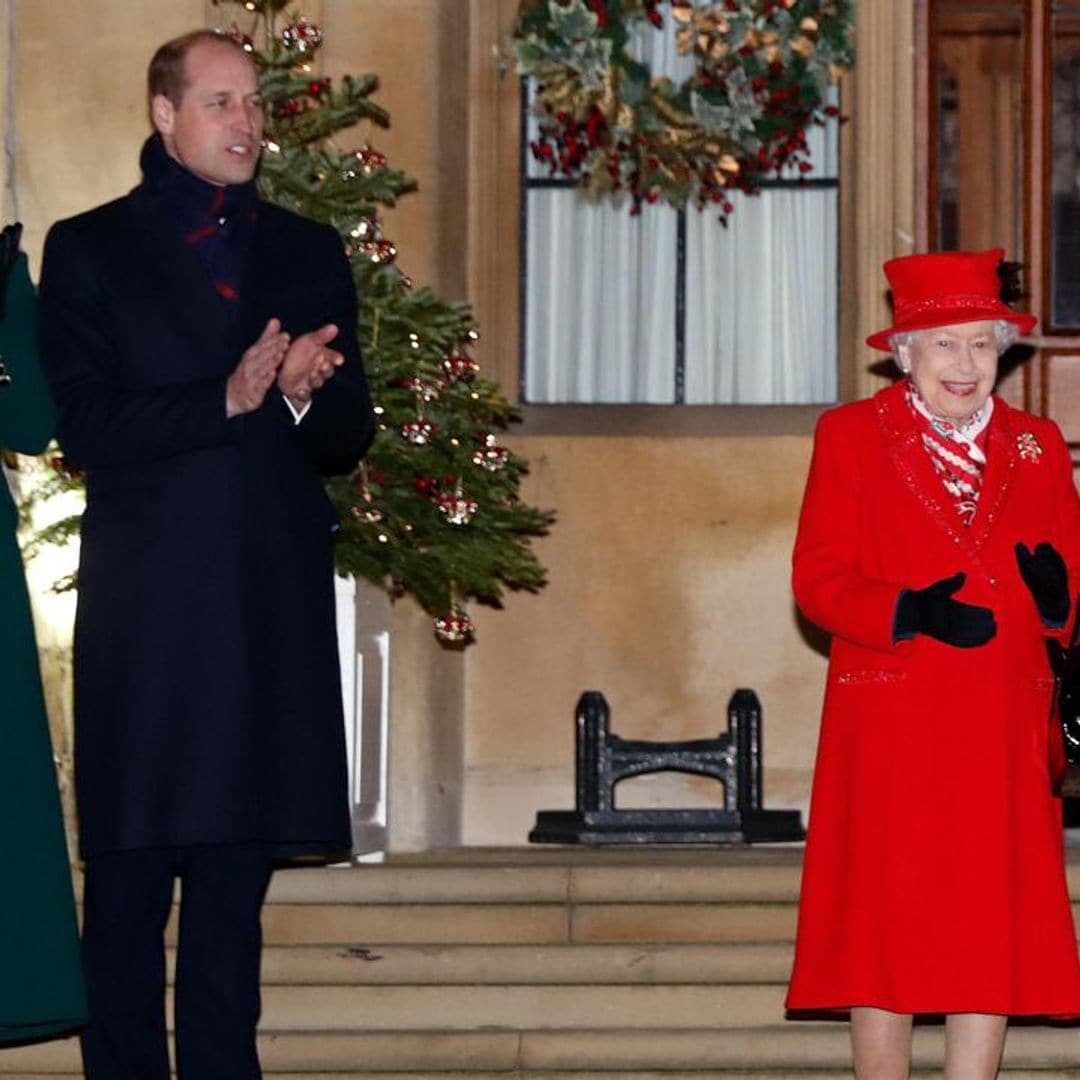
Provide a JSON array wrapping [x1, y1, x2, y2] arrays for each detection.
[[39, 29, 374, 1079]]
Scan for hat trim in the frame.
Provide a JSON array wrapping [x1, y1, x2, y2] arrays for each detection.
[[894, 293, 1012, 321]]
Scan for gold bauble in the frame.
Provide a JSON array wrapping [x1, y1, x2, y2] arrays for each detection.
[[671, 1, 694, 25]]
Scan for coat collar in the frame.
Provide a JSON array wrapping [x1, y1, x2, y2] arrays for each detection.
[[874, 378, 1020, 560]]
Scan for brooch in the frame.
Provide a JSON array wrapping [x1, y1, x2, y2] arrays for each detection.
[[1016, 431, 1043, 462]]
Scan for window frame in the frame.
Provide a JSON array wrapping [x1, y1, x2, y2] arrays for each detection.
[[519, 68, 844, 410]]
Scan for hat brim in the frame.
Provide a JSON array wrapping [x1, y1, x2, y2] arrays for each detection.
[[865, 308, 1037, 352]]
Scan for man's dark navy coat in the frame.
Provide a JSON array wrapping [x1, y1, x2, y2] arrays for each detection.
[[39, 173, 374, 859]]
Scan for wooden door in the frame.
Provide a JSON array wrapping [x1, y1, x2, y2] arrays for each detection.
[[928, 0, 1080, 457]]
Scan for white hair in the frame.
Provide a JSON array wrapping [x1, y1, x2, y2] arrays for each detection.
[[890, 319, 1021, 369]]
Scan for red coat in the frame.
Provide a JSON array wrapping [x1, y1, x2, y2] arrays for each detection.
[[786, 380, 1080, 1016]]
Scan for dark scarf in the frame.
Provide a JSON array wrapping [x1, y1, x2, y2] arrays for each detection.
[[139, 133, 258, 304]]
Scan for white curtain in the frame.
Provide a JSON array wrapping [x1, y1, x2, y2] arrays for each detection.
[[684, 188, 838, 403], [525, 195, 678, 403], [523, 22, 839, 405]]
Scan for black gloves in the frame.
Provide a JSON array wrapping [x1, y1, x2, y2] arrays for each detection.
[[0, 222, 23, 321], [1015, 541, 1070, 629], [894, 572, 996, 648]]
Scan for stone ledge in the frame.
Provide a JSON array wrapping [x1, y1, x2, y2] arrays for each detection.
[[4, 1025, 1078, 1074]]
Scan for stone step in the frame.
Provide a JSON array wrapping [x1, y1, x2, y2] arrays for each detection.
[[12, 1073, 1080, 1080], [263, 860, 805, 904], [74, 851, 1080, 907], [4, 1026, 1078, 1074], [254, 982, 786, 1030], [251, 942, 795, 985], [255, 900, 800, 946]]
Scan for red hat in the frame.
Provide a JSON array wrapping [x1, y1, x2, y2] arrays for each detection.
[[865, 248, 1037, 351]]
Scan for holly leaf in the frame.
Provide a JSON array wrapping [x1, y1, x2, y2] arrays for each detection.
[[548, 0, 601, 42], [620, 57, 650, 105]]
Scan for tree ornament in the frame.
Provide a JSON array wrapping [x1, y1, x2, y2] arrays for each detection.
[[473, 434, 510, 472], [350, 502, 384, 524], [349, 145, 387, 176], [370, 239, 397, 264], [282, 17, 323, 54], [224, 26, 255, 52], [442, 353, 481, 383], [349, 216, 378, 240], [274, 97, 305, 120], [403, 377, 440, 403], [512, 0, 855, 215], [349, 481, 384, 524], [436, 482, 479, 526], [434, 609, 475, 646], [401, 419, 437, 445]]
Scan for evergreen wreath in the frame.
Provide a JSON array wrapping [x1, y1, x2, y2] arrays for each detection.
[[513, 0, 855, 220]]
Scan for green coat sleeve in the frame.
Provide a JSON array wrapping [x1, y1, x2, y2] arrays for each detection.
[[0, 252, 56, 454]]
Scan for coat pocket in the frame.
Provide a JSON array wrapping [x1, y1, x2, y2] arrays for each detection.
[[833, 668, 909, 687]]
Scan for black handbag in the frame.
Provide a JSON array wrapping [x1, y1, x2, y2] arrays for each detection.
[[1046, 610, 1080, 796]]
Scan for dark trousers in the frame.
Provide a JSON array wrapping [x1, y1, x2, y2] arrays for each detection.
[[80, 843, 273, 1080]]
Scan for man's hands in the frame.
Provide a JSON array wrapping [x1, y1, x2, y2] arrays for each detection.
[[277, 323, 344, 412], [227, 320, 344, 418], [227, 318, 290, 417]]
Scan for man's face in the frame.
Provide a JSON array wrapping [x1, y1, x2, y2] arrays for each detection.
[[152, 40, 263, 186]]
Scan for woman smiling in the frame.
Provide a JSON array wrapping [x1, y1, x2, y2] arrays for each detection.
[[787, 249, 1080, 1079]]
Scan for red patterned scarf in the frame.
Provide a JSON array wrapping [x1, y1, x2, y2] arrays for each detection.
[[140, 134, 258, 306], [906, 383, 992, 528]]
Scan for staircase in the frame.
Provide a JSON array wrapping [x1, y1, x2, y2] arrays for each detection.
[[3, 847, 1078, 1078]]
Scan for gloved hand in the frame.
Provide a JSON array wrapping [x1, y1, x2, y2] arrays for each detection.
[[893, 572, 996, 648], [1015, 541, 1070, 629], [0, 222, 23, 321]]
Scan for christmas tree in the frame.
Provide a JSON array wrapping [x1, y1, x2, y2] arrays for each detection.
[[28, 1, 555, 647]]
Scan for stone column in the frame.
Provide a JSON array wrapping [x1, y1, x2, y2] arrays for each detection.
[[839, 0, 918, 401], [322, 0, 469, 851]]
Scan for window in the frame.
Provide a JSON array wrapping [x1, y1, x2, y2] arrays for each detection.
[[520, 24, 840, 406]]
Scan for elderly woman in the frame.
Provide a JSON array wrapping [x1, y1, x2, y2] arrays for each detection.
[[786, 249, 1080, 1078], [0, 226, 86, 1043]]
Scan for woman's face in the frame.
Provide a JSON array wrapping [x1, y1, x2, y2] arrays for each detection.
[[900, 320, 999, 425]]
